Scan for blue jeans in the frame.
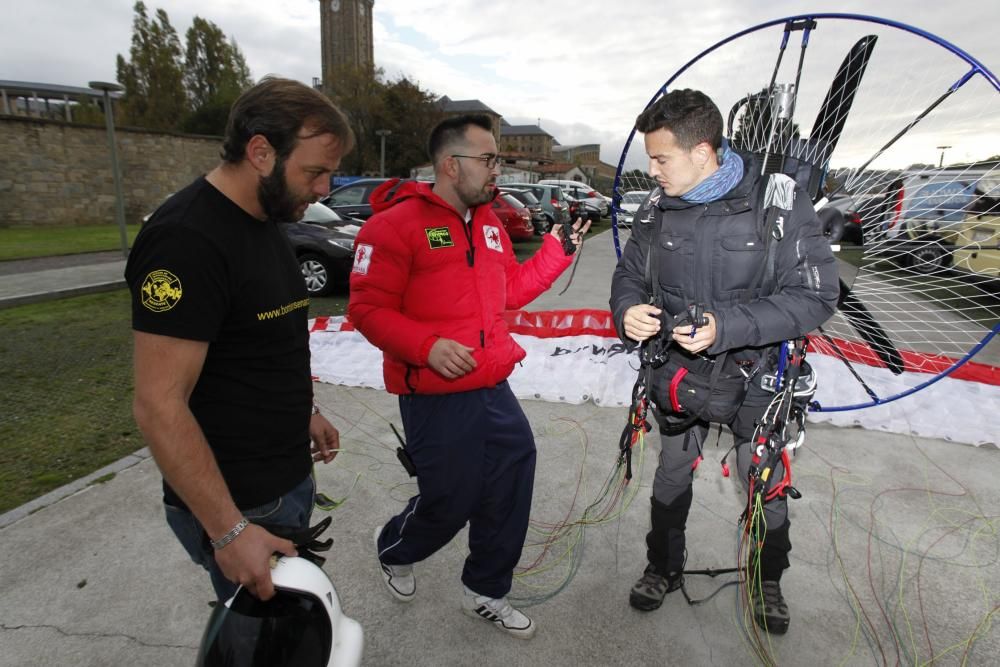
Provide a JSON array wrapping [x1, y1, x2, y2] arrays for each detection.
[[164, 473, 316, 600]]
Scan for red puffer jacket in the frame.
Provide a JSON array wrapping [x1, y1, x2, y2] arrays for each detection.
[[348, 180, 573, 394]]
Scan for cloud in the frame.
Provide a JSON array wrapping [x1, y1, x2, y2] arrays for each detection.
[[3, 0, 997, 174]]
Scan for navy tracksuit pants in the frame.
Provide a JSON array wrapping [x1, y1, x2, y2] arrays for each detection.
[[374, 381, 536, 599]]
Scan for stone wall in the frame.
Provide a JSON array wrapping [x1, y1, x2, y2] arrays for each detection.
[[0, 116, 221, 227]]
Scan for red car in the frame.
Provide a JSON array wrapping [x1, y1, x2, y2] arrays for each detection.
[[491, 193, 536, 241]]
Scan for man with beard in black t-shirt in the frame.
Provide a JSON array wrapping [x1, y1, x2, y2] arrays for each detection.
[[126, 77, 355, 601]]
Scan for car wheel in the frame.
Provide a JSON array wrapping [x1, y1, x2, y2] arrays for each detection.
[[543, 213, 555, 233], [299, 253, 335, 296], [905, 240, 952, 274], [818, 207, 845, 244]]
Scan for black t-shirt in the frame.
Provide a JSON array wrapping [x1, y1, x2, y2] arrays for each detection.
[[125, 176, 312, 509]]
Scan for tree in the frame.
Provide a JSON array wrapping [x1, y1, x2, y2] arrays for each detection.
[[181, 16, 252, 134], [116, 1, 188, 130], [324, 66, 443, 176], [377, 76, 443, 177], [324, 65, 387, 175]]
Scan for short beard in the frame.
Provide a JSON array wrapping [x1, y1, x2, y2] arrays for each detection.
[[257, 157, 300, 222], [455, 165, 495, 209]]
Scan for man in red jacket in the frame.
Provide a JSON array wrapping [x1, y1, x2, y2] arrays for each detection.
[[348, 114, 588, 639]]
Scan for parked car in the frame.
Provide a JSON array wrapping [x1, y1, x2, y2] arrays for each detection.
[[539, 179, 609, 217], [563, 193, 600, 223], [490, 193, 536, 241], [951, 213, 1000, 279], [318, 178, 392, 221], [300, 198, 363, 234], [857, 171, 981, 273], [143, 197, 357, 297], [500, 187, 547, 235], [615, 190, 650, 228], [816, 191, 860, 244], [502, 182, 570, 229], [838, 209, 865, 245], [285, 203, 359, 296]]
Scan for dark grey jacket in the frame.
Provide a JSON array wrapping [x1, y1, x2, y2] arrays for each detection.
[[610, 154, 838, 364]]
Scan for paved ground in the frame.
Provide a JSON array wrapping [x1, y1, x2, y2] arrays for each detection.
[[1, 232, 997, 666], [0, 251, 126, 276], [0, 253, 126, 308]]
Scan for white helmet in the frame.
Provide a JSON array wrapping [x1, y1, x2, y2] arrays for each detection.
[[195, 556, 363, 667]]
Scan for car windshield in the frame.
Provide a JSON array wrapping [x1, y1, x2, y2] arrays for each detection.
[[325, 185, 367, 206], [515, 191, 539, 205], [501, 194, 526, 209], [623, 192, 648, 204]]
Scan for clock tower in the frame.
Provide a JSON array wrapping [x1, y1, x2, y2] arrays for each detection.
[[319, 0, 375, 87]]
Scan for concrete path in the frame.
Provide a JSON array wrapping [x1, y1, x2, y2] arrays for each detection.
[[0, 232, 997, 666]]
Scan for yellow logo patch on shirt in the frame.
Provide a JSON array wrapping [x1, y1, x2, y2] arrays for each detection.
[[140, 269, 182, 312]]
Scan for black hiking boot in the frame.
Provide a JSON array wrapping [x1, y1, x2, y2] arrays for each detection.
[[628, 564, 684, 611], [752, 580, 790, 634]]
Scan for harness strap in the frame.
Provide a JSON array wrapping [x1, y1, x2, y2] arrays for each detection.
[[668, 367, 688, 412]]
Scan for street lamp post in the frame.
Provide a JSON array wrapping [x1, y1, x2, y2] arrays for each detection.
[[89, 81, 128, 259], [375, 129, 392, 177], [936, 145, 951, 169]]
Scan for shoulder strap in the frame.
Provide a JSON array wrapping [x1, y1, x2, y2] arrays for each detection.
[[743, 173, 796, 304], [643, 202, 664, 306]]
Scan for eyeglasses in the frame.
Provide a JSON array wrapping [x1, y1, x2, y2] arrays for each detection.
[[450, 153, 501, 169]]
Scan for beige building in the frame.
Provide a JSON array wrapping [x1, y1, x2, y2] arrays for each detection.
[[500, 121, 554, 159], [553, 143, 617, 191]]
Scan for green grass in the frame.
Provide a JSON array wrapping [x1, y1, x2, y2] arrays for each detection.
[[0, 289, 348, 515], [0, 224, 141, 261], [0, 291, 139, 513], [512, 216, 612, 262]]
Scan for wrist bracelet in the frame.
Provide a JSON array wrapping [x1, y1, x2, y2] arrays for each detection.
[[211, 517, 249, 550], [311, 403, 321, 415]]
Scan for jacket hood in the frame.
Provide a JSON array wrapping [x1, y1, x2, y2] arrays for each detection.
[[370, 178, 501, 215], [370, 178, 423, 214]]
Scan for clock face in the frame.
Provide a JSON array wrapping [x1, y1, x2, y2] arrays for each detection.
[[329, 0, 340, 11]]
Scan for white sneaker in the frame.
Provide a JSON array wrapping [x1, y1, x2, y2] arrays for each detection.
[[373, 525, 415, 602], [461, 586, 536, 639]]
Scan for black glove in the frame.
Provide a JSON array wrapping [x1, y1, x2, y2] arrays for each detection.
[[254, 516, 334, 567]]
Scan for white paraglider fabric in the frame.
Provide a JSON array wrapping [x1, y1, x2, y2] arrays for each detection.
[[309, 310, 999, 447]]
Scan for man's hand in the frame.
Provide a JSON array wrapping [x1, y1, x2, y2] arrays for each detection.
[[623, 304, 662, 342], [427, 338, 477, 379], [310, 413, 340, 464], [214, 524, 297, 601], [671, 311, 717, 354], [552, 217, 592, 250]]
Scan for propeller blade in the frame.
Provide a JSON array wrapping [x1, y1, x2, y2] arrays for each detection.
[[837, 277, 905, 375]]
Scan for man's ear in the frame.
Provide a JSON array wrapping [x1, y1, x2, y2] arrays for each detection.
[[439, 155, 459, 181], [246, 135, 275, 174], [693, 142, 715, 170]]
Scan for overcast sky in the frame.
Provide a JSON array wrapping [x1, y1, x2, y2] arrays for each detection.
[[4, 1, 998, 171]]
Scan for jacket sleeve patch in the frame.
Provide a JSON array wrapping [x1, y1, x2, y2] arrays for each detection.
[[352, 243, 374, 275]]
